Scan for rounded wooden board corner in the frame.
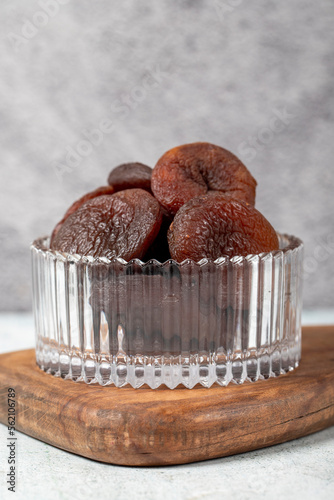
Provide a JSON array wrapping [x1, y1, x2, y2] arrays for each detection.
[[0, 326, 333, 466]]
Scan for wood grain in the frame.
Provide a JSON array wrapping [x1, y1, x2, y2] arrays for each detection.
[[0, 326, 333, 466]]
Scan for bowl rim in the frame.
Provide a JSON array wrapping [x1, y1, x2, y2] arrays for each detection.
[[31, 233, 304, 267]]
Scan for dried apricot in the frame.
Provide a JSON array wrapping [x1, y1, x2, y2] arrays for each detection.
[[107, 162, 152, 192], [50, 185, 114, 244], [51, 189, 162, 261], [167, 193, 279, 262], [143, 212, 172, 262], [151, 142, 257, 216]]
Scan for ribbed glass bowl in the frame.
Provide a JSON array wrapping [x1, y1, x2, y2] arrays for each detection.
[[31, 234, 303, 389]]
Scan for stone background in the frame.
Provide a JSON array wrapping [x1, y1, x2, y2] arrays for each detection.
[[1, 0, 333, 311]]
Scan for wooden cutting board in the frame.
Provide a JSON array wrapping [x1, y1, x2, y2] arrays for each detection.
[[0, 326, 333, 466]]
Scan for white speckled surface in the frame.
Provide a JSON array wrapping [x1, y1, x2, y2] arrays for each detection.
[[0, 427, 334, 500], [0, 312, 334, 500]]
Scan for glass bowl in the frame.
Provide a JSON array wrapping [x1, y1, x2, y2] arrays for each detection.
[[31, 234, 303, 389]]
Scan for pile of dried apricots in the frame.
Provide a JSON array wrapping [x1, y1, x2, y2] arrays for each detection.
[[50, 142, 279, 261]]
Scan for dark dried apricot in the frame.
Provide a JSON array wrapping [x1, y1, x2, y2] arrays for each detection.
[[107, 162, 152, 192], [143, 211, 172, 262], [167, 193, 279, 262], [151, 142, 257, 216], [51, 189, 162, 260], [50, 186, 115, 244]]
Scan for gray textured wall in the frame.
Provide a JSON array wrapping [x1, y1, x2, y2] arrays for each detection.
[[1, 0, 333, 311]]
